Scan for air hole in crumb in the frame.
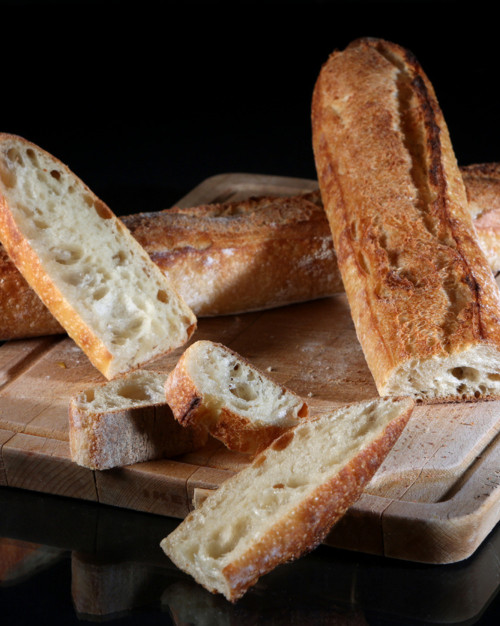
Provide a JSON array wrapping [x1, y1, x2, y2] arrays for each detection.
[[450, 367, 480, 382], [298, 403, 308, 418], [50, 169, 61, 181], [286, 475, 307, 489], [34, 219, 49, 230], [93, 286, 108, 301], [273, 483, 285, 489], [83, 389, 95, 403], [488, 373, 500, 381], [229, 383, 258, 402], [53, 246, 83, 265], [0, 162, 16, 188], [113, 250, 127, 265], [157, 289, 169, 303], [117, 383, 149, 401], [26, 149, 37, 164], [7, 148, 24, 165], [94, 202, 112, 219], [474, 390, 481, 398]]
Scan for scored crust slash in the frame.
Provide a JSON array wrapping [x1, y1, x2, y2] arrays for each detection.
[[312, 37, 500, 402]]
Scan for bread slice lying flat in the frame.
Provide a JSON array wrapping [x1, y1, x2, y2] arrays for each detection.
[[69, 370, 207, 470], [161, 396, 413, 602], [312, 38, 500, 402], [165, 340, 308, 455], [0, 134, 196, 378]]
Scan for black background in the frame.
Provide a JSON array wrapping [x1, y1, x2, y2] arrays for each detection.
[[2, 1, 499, 215]]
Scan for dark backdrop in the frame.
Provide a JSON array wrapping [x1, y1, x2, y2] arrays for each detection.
[[3, 0, 498, 216]]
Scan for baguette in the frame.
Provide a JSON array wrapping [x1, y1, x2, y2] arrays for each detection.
[[2, 165, 500, 341], [161, 396, 414, 602], [311, 38, 500, 402], [165, 340, 308, 455], [0, 134, 196, 378], [69, 369, 207, 470]]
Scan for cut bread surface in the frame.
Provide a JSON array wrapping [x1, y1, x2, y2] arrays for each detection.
[[0, 134, 196, 378], [161, 396, 413, 601], [312, 39, 500, 402], [165, 340, 308, 454], [69, 370, 207, 470]]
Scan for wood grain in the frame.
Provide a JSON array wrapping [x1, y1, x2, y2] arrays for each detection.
[[0, 174, 499, 565]]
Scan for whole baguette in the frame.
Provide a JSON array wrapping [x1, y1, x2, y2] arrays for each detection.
[[165, 340, 308, 455], [0, 134, 196, 378], [312, 37, 500, 402], [69, 370, 207, 470], [1, 164, 500, 341], [161, 396, 414, 602]]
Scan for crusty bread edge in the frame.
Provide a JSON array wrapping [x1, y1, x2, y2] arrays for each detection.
[[0, 133, 197, 377], [165, 340, 308, 455]]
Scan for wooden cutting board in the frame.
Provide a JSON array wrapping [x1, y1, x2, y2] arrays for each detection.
[[1, 173, 499, 565]]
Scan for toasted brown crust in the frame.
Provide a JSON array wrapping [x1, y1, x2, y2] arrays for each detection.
[[0, 140, 113, 371], [69, 394, 207, 471], [165, 341, 308, 455], [220, 399, 413, 601], [0, 133, 196, 378], [311, 38, 500, 400], [2, 164, 500, 341]]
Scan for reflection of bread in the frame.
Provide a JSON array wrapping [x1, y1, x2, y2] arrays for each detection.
[[2, 165, 500, 341], [312, 38, 500, 402], [0, 134, 196, 377], [161, 397, 413, 602], [69, 370, 207, 470], [165, 340, 308, 455]]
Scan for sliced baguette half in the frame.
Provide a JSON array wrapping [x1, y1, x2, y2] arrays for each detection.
[[0, 133, 196, 378], [69, 369, 207, 470], [164, 340, 308, 455], [161, 396, 414, 602]]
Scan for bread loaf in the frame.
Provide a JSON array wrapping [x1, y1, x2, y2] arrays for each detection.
[[69, 369, 207, 470], [165, 340, 308, 455], [2, 165, 500, 341], [161, 396, 414, 602], [312, 38, 500, 402], [0, 134, 196, 377]]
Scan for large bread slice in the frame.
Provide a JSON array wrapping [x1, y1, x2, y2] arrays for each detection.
[[69, 369, 207, 470], [0, 134, 196, 377], [312, 38, 500, 402], [2, 164, 500, 341], [161, 396, 414, 602], [165, 340, 308, 455]]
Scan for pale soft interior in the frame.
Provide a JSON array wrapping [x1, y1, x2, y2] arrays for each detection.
[[0, 142, 194, 377], [187, 341, 305, 427], [385, 344, 500, 400], [161, 397, 410, 598], [72, 370, 168, 412]]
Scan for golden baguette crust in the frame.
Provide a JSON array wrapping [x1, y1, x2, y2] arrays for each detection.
[[0, 134, 196, 378], [311, 38, 500, 401], [2, 167, 500, 341], [165, 340, 308, 455]]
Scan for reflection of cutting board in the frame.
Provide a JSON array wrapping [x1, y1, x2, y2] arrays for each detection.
[[1, 174, 499, 565]]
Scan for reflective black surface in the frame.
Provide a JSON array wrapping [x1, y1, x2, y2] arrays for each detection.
[[1, 486, 500, 625]]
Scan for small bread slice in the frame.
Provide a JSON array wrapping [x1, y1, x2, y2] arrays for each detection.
[[0, 133, 196, 378], [164, 340, 309, 455], [69, 370, 207, 470], [160, 396, 414, 602]]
